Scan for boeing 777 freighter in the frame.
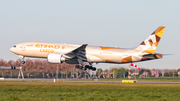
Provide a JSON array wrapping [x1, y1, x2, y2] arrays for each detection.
[[10, 26, 166, 71]]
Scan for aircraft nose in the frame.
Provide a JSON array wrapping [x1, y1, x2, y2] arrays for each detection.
[[10, 47, 15, 53]]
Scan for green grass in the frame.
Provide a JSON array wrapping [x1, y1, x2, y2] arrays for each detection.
[[0, 82, 180, 101]]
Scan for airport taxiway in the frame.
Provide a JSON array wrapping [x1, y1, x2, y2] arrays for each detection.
[[63, 81, 180, 84], [1, 79, 180, 84]]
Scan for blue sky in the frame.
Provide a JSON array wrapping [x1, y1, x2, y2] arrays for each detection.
[[0, 0, 180, 70]]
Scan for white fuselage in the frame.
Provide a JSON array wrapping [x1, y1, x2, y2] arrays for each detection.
[[10, 42, 143, 64]]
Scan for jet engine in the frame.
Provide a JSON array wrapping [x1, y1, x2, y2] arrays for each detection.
[[47, 53, 65, 64], [142, 53, 163, 60]]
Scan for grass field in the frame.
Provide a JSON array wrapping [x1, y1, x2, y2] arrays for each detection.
[[0, 82, 180, 101]]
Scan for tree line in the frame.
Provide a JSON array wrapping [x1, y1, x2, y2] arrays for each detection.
[[0, 58, 180, 78], [96, 68, 180, 78], [0, 59, 79, 78]]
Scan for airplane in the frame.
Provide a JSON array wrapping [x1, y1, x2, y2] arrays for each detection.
[[10, 26, 166, 71]]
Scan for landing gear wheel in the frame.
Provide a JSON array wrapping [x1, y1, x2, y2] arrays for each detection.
[[84, 65, 96, 71], [21, 61, 25, 64], [85, 65, 93, 69], [92, 67, 96, 71], [19, 55, 25, 64], [85, 65, 89, 68]]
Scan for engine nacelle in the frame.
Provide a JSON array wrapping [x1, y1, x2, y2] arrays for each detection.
[[142, 53, 163, 60], [47, 53, 65, 64]]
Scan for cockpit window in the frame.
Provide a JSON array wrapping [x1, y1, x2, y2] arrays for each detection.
[[13, 45, 16, 48]]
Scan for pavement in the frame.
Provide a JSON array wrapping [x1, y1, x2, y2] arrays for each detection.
[[1, 79, 180, 84], [63, 81, 180, 84]]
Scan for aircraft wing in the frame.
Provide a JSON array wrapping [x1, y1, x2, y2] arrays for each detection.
[[64, 44, 88, 62]]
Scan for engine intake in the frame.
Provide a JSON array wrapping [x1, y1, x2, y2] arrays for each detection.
[[47, 53, 65, 64]]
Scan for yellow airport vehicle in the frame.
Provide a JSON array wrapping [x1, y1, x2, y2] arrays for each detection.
[[122, 80, 137, 83]]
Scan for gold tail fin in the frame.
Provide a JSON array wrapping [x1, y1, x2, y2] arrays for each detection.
[[135, 26, 166, 54]]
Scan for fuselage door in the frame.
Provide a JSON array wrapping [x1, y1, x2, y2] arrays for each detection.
[[22, 45, 26, 51]]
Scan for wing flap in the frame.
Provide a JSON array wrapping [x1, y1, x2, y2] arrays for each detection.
[[64, 44, 88, 63]]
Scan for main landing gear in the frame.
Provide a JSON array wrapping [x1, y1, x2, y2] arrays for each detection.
[[19, 55, 25, 64], [75, 64, 96, 71], [75, 63, 96, 79]]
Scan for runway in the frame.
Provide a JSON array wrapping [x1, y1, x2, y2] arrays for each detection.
[[63, 81, 180, 84], [1, 79, 180, 84]]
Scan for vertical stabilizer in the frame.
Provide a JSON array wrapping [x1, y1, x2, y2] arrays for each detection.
[[135, 26, 166, 54]]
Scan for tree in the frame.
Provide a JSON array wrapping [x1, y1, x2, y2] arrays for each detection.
[[96, 69, 102, 78], [168, 70, 178, 77], [139, 68, 151, 76], [146, 69, 152, 76], [104, 69, 109, 78], [111, 68, 117, 78], [117, 68, 127, 78], [177, 68, 180, 72], [159, 73, 162, 77], [14, 59, 21, 67], [164, 73, 169, 77], [0, 59, 5, 66], [7, 60, 15, 66]]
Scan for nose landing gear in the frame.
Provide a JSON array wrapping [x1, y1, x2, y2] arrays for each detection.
[[21, 61, 25, 64], [19, 55, 25, 64]]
